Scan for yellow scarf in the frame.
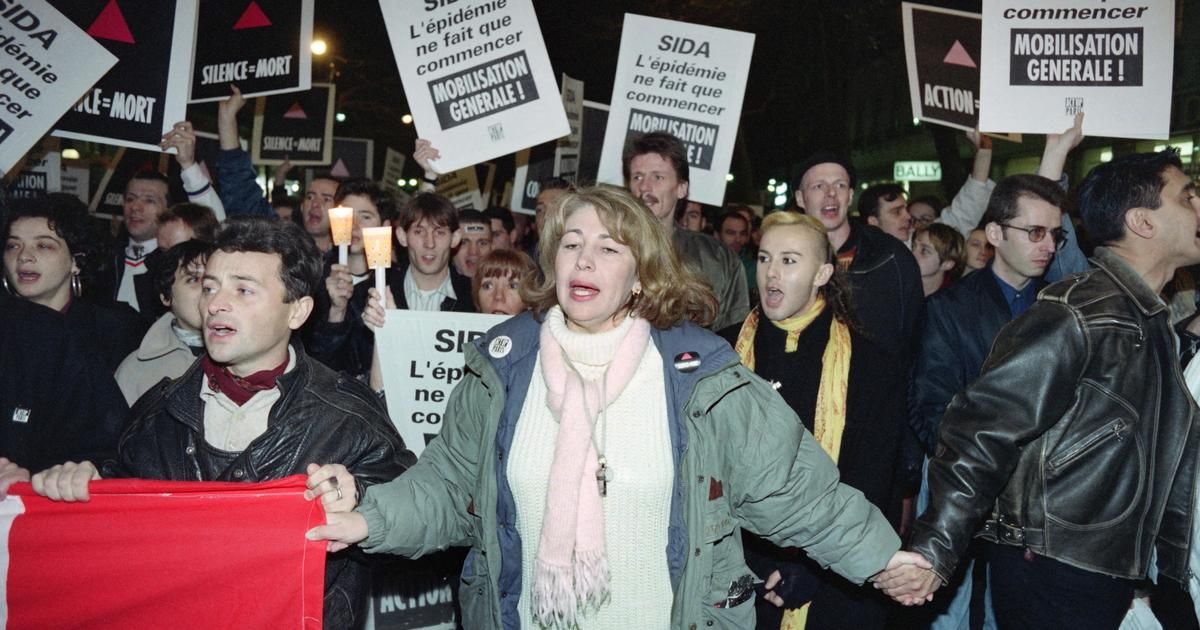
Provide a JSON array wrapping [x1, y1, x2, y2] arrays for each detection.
[[734, 296, 852, 629]]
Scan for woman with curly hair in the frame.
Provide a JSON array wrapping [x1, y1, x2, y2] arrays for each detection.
[[310, 186, 921, 629], [3, 194, 147, 371]]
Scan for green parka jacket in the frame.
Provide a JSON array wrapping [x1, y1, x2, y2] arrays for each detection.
[[357, 313, 899, 629]]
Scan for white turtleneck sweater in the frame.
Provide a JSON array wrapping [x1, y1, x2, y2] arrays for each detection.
[[507, 307, 674, 629]]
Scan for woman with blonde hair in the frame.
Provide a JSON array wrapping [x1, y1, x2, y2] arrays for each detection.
[[309, 186, 922, 629], [721, 211, 909, 630]]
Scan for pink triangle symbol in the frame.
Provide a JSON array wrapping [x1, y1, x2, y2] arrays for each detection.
[[233, 1, 272, 30], [943, 40, 977, 68], [87, 0, 136, 45], [330, 159, 350, 178], [283, 102, 307, 119]]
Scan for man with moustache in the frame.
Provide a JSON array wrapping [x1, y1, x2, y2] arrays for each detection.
[[31, 217, 411, 630], [623, 131, 749, 331], [880, 151, 1200, 629]]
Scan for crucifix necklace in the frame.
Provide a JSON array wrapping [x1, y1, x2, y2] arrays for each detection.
[[570, 359, 612, 497]]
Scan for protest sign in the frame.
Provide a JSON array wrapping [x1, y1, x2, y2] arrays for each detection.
[[2, 477, 325, 629], [52, 0, 197, 153], [598, 14, 754, 206], [980, 0, 1174, 139], [577, 100, 609, 185], [381, 147, 407, 195], [436, 165, 484, 210], [509, 139, 556, 215], [307, 136, 375, 181], [477, 161, 496, 203], [190, 0, 313, 102], [0, 0, 115, 175], [62, 166, 90, 204], [5, 149, 60, 199], [902, 3, 982, 132], [555, 74, 583, 181], [379, 0, 568, 173], [375, 310, 507, 456], [251, 83, 335, 165]]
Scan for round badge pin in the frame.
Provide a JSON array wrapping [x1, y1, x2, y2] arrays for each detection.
[[489, 335, 513, 359]]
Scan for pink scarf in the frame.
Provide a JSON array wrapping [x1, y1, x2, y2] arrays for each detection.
[[531, 314, 651, 626]]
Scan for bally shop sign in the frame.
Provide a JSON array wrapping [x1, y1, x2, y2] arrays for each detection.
[[893, 160, 942, 181]]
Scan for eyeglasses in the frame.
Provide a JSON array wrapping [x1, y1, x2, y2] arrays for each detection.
[[999, 223, 1068, 249]]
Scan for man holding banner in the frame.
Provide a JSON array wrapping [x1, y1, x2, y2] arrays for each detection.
[[31, 217, 412, 630], [623, 131, 749, 331]]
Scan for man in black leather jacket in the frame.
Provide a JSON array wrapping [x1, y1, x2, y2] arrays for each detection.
[[32, 218, 413, 630], [881, 150, 1200, 630]]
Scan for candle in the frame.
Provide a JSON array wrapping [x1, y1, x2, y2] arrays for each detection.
[[361, 226, 393, 304], [328, 206, 353, 266]]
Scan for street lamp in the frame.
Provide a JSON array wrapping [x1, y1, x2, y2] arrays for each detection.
[[311, 39, 327, 56]]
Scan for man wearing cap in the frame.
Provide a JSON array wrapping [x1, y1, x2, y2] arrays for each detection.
[[793, 153, 924, 359]]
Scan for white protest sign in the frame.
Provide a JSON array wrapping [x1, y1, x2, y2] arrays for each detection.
[[980, 0, 1174, 139], [380, 147, 407, 195], [436, 165, 484, 210], [380, 0, 568, 174], [376, 310, 508, 457], [0, 0, 116, 175], [555, 73, 583, 181], [5, 149, 61, 198], [598, 14, 754, 206], [61, 165, 89, 203]]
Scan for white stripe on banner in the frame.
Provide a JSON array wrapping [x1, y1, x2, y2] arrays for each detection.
[[0, 497, 27, 630]]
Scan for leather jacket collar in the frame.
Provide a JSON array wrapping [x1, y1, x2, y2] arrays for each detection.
[[1090, 246, 1167, 317]]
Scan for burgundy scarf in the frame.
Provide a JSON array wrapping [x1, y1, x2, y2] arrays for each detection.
[[200, 355, 289, 406]]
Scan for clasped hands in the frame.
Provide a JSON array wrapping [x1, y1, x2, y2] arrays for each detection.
[[871, 550, 942, 606], [304, 463, 369, 552]]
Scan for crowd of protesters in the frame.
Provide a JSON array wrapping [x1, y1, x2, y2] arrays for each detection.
[[2, 88, 1200, 630]]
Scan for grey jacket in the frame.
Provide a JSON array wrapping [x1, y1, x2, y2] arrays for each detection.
[[115, 313, 198, 406], [357, 312, 899, 629], [674, 228, 750, 331]]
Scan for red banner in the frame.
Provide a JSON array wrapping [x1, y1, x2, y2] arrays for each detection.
[[1, 476, 326, 629]]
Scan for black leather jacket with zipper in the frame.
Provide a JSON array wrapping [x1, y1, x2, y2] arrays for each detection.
[[910, 247, 1200, 583]]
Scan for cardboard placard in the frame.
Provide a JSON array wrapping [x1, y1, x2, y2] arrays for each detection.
[[5, 150, 61, 199], [902, 3, 982, 132], [509, 139, 555, 215], [307, 136, 375, 180], [597, 14, 754, 206], [381, 147, 407, 195], [0, 0, 116, 175], [189, 0, 313, 102], [375, 310, 508, 458], [379, 0, 568, 173], [436, 165, 483, 211], [979, 0, 1175, 139], [555, 73, 583, 181], [577, 100, 609, 186], [250, 83, 335, 165], [52, 0, 197, 152]]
